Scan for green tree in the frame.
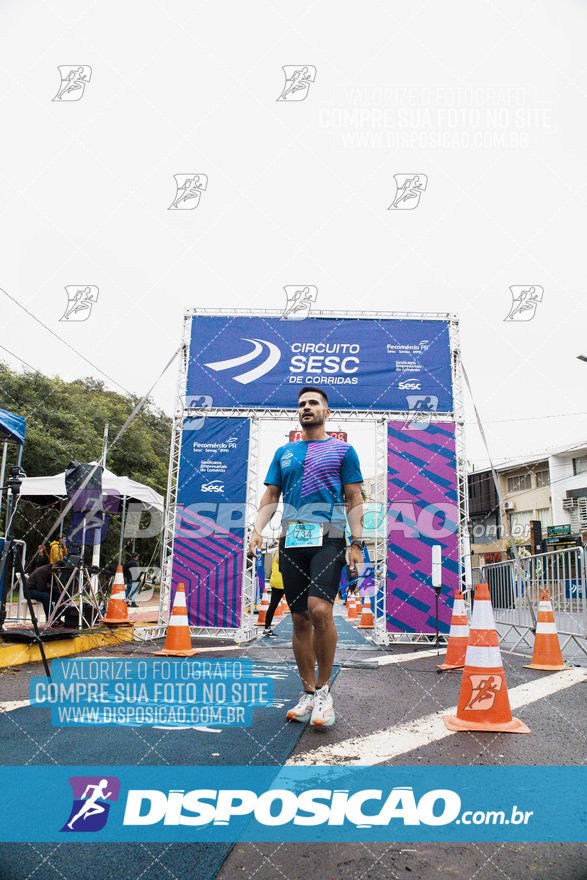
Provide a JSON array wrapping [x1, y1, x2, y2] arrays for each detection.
[[0, 363, 171, 572]]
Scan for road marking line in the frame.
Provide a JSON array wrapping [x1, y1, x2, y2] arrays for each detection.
[[287, 667, 587, 766], [376, 649, 441, 665], [0, 700, 30, 713]]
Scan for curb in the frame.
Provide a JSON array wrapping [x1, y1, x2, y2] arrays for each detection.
[[0, 626, 136, 668]]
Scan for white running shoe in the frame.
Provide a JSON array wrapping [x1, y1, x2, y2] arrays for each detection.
[[310, 684, 335, 727], [286, 691, 315, 722]]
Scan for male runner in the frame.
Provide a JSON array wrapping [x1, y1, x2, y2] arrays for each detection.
[[248, 387, 364, 727]]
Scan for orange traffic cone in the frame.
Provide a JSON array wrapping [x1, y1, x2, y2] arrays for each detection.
[[101, 565, 132, 626], [280, 596, 290, 614], [444, 584, 530, 733], [273, 592, 283, 618], [346, 593, 358, 621], [437, 590, 469, 670], [523, 589, 570, 671], [359, 594, 374, 629], [257, 591, 269, 626], [154, 583, 198, 656]]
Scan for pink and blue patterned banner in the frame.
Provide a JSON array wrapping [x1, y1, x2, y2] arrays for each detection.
[[387, 421, 459, 635], [171, 417, 250, 628]]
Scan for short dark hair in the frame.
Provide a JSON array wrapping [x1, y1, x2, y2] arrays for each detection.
[[298, 386, 329, 405]]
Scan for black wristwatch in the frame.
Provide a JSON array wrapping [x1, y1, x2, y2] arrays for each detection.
[[350, 538, 365, 550]]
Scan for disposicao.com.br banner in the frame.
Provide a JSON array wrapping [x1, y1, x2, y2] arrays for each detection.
[[2, 766, 584, 843]]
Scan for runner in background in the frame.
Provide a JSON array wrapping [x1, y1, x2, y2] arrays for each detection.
[[262, 545, 285, 637]]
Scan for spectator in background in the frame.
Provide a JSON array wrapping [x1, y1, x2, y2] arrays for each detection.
[[25, 563, 63, 624], [27, 544, 50, 573], [124, 552, 141, 607], [49, 537, 67, 564]]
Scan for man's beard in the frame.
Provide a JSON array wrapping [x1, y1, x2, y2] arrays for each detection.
[[300, 412, 324, 427]]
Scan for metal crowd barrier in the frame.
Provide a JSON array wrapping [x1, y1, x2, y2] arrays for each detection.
[[478, 547, 587, 655]]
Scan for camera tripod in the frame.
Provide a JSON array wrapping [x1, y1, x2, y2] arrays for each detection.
[[0, 467, 50, 678]]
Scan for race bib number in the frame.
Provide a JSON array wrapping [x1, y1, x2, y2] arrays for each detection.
[[285, 522, 323, 548]]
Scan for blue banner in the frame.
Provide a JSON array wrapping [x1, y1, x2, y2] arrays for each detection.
[[1, 766, 584, 842], [186, 316, 453, 411], [171, 417, 250, 628]]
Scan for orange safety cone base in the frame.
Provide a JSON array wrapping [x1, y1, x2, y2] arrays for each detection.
[[525, 589, 568, 671], [359, 601, 374, 628], [436, 662, 464, 671], [346, 597, 358, 621], [102, 565, 132, 625], [155, 582, 197, 656], [256, 593, 269, 625], [523, 661, 571, 671], [443, 713, 530, 734]]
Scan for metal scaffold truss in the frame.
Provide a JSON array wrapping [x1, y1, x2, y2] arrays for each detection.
[[148, 308, 465, 647]]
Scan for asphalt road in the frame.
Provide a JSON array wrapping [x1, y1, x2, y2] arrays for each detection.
[[1, 610, 586, 880]]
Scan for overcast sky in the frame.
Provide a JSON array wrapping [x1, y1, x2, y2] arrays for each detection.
[[2, 0, 587, 474]]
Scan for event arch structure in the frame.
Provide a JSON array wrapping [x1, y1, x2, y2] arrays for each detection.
[[151, 309, 467, 644]]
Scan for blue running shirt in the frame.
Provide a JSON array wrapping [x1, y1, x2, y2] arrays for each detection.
[[264, 437, 363, 535]]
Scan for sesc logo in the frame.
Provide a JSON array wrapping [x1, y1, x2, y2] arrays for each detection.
[[398, 381, 421, 391], [201, 481, 224, 493]]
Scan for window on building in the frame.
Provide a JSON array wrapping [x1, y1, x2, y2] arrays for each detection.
[[535, 470, 549, 488], [507, 473, 532, 493], [536, 508, 551, 529], [571, 497, 587, 531], [572, 456, 587, 476], [510, 510, 532, 538]]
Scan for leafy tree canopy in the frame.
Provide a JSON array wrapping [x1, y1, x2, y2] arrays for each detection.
[[0, 363, 171, 570]]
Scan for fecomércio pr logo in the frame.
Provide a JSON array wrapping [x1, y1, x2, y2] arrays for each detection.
[[61, 776, 120, 832]]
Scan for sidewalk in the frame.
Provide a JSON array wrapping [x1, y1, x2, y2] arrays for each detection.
[[0, 593, 161, 668]]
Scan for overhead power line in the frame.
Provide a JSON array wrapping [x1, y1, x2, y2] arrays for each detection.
[[1, 286, 130, 394]]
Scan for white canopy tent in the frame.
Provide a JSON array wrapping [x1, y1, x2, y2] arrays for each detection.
[[19, 463, 164, 512], [19, 462, 164, 569]]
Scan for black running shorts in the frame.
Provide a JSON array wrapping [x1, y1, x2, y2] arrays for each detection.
[[278, 537, 346, 614]]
